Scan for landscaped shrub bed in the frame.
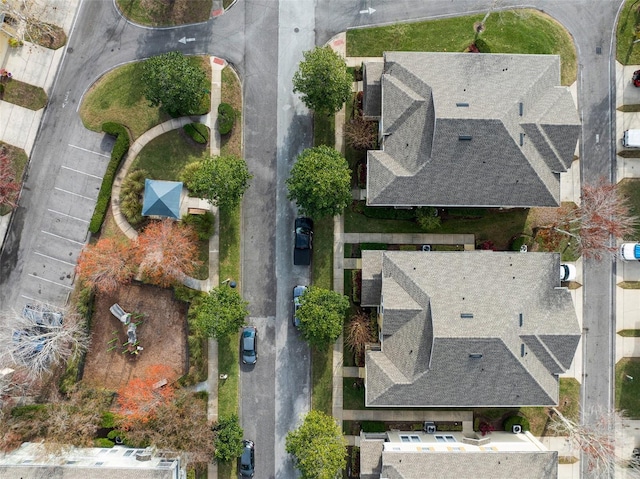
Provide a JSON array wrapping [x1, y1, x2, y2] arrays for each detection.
[[89, 122, 130, 234], [352, 270, 362, 303], [184, 123, 209, 144], [504, 414, 530, 432]]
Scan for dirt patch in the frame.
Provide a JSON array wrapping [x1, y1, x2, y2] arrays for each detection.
[[82, 283, 188, 390]]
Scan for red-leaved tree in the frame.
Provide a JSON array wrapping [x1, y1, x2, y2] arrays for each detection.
[[116, 364, 175, 429], [539, 178, 638, 259], [76, 238, 137, 293], [136, 219, 201, 287], [0, 149, 20, 208]]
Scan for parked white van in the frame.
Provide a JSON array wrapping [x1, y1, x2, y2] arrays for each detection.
[[623, 130, 640, 148]]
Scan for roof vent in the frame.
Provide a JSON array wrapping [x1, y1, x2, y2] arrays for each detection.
[[512, 424, 522, 434], [520, 133, 525, 146], [520, 344, 526, 357], [456, 102, 469, 107], [519, 313, 523, 327], [469, 353, 483, 359], [458, 135, 473, 141], [460, 313, 474, 319], [519, 102, 523, 116], [424, 422, 437, 433]]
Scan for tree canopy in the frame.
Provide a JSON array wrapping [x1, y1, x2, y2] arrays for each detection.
[[76, 238, 137, 293], [191, 286, 249, 339], [292, 46, 352, 114], [286, 410, 347, 479], [214, 414, 245, 462], [296, 287, 349, 348], [182, 155, 252, 209], [286, 146, 352, 219], [142, 51, 207, 116], [136, 219, 201, 287]]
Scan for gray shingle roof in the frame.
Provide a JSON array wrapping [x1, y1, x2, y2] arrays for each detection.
[[364, 62, 384, 118], [365, 52, 580, 207], [362, 251, 580, 407], [360, 436, 385, 479], [380, 450, 558, 479]]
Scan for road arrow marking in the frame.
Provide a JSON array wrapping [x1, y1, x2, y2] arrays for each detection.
[[178, 37, 196, 44], [359, 7, 375, 14]]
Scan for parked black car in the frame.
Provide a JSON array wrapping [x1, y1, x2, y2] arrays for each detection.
[[239, 440, 255, 477], [294, 217, 313, 265]]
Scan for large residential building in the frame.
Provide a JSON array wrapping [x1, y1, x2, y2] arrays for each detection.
[[361, 251, 580, 407], [363, 52, 580, 208]]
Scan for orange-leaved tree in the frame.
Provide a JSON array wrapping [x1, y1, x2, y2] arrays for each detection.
[[136, 219, 201, 287], [76, 238, 137, 293], [116, 364, 175, 429]]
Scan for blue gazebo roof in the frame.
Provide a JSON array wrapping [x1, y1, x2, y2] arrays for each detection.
[[142, 179, 182, 219]]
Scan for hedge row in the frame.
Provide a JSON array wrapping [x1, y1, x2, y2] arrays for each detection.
[[88, 123, 130, 234], [184, 122, 209, 144]]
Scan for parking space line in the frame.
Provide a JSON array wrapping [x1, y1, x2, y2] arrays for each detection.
[[47, 209, 89, 223], [34, 251, 76, 267], [68, 144, 110, 158], [61, 165, 103, 179], [20, 294, 38, 302], [41, 230, 85, 245], [28, 274, 73, 290], [54, 187, 95, 201]]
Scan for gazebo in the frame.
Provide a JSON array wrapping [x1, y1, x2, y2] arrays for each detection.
[[141, 179, 183, 219]]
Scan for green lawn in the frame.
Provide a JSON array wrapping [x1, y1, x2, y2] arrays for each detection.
[[347, 9, 576, 86], [80, 57, 211, 140], [115, 0, 212, 26], [616, 358, 640, 418], [314, 113, 335, 148], [617, 0, 640, 65], [130, 130, 207, 180], [619, 329, 640, 337], [619, 179, 640, 239], [220, 67, 242, 158], [311, 346, 333, 415], [345, 203, 528, 250], [1, 79, 47, 110]]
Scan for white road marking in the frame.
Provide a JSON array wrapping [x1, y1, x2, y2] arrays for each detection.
[[68, 143, 110, 158], [61, 165, 103, 179], [41, 230, 85, 245], [47, 209, 89, 223], [34, 251, 76, 266], [28, 274, 73, 290], [54, 187, 95, 201]]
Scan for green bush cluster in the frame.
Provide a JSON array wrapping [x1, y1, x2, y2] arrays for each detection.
[[503, 415, 530, 432], [184, 123, 209, 144], [120, 169, 147, 225], [416, 207, 441, 231], [94, 438, 115, 448], [360, 421, 385, 433], [182, 211, 215, 241], [89, 122, 131, 234], [360, 242, 387, 250], [217, 103, 235, 135]]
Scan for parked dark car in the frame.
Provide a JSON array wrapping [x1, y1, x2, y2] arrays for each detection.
[[292, 285, 308, 328], [241, 327, 257, 365], [294, 217, 313, 265], [239, 440, 255, 477], [633, 70, 640, 87]]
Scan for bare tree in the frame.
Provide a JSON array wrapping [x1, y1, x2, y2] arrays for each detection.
[[0, 304, 89, 380], [345, 311, 375, 366], [549, 407, 640, 477], [538, 178, 638, 259], [0, 0, 58, 45], [344, 115, 377, 150]]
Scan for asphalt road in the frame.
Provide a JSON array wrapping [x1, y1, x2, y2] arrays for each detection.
[[0, 0, 628, 478]]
